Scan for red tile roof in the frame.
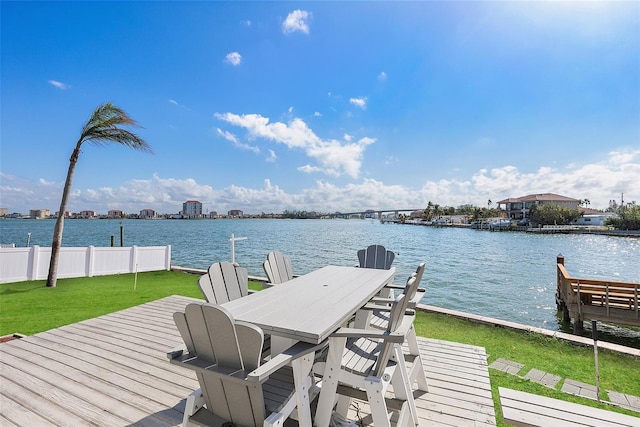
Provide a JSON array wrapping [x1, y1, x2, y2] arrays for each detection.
[[497, 193, 580, 204]]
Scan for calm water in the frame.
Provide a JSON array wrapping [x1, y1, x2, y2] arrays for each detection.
[[2, 218, 639, 344]]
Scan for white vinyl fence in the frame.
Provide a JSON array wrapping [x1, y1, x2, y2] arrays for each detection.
[[0, 245, 171, 283]]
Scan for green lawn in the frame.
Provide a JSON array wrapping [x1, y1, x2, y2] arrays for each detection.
[[1, 270, 638, 424]]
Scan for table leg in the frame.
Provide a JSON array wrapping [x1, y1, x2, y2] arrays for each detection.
[[271, 336, 297, 356], [353, 309, 372, 329], [315, 336, 346, 427], [292, 354, 314, 427]]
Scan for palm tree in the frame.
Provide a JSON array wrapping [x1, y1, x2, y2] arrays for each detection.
[[46, 103, 152, 287]]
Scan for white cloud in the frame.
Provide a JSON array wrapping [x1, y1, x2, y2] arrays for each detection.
[[214, 112, 375, 178], [282, 10, 311, 34], [48, 80, 70, 90], [349, 97, 367, 109], [2, 151, 638, 215], [378, 72, 387, 82], [225, 52, 242, 66], [298, 165, 323, 174], [168, 99, 191, 110], [216, 128, 260, 153], [288, 106, 294, 113], [314, 112, 322, 117], [266, 149, 278, 163], [242, 19, 252, 27], [343, 134, 353, 142]]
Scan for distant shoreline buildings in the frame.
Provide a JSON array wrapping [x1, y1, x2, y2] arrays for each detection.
[[0, 199, 257, 220], [0, 193, 631, 222]]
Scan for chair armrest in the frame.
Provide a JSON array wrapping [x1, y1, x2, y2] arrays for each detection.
[[409, 289, 425, 306], [330, 327, 405, 343], [369, 289, 425, 308], [369, 296, 394, 305], [332, 311, 416, 342], [359, 304, 415, 316], [247, 341, 326, 382]]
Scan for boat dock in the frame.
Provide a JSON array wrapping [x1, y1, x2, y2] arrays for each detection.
[[556, 255, 640, 333]]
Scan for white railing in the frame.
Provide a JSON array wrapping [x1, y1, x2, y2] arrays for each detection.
[[0, 245, 171, 284]]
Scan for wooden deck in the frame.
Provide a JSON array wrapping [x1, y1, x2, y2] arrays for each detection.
[[0, 295, 496, 426], [556, 257, 640, 332]]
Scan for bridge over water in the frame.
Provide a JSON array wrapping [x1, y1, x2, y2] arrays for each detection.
[[329, 209, 423, 219]]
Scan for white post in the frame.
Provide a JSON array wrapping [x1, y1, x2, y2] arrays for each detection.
[[229, 233, 248, 264], [87, 245, 95, 277], [165, 245, 172, 270], [592, 320, 600, 402], [28, 245, 39, 281]]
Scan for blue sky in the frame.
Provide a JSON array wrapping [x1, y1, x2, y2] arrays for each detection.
[[1, 1, 639, 215]]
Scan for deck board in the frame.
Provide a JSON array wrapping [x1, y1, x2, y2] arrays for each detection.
[[0, 295, 496, 426]]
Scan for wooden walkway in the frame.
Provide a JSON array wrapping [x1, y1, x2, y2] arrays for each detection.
[[0, 295, 495, 426]]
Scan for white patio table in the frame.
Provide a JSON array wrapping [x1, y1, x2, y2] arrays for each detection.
[[222, 265, 396, 427]]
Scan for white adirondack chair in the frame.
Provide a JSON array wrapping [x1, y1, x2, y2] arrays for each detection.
[[357, 244, 396, 270], [198, 261, 248, 304], [366, 263, 429, 393], [315, 291, 420, 427], [357, 245, 397, 298], [169, 302, 322, 427], [262, 251, 294, 285], [369, 262, 427, 310]]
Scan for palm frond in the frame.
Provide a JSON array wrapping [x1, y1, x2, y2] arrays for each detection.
[[79, 102, 153, 153]]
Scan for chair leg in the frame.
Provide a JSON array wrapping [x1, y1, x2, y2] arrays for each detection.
[[334, 395, 352, 419], [183, 388, 205, 427], [391, 346, 419, 426], [363, 376, 392, 427], [406, 327, 428, 392]]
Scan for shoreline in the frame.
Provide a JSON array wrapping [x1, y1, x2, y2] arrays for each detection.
[[172, 265, 640, 357], [401, 221, 640, 237], [416, 303, 640, 358]]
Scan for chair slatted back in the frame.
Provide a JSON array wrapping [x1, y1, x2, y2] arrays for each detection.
[[372, 292, 410, 377], [404, 262, 426, 301], [358, 244, 395, 270], [174, 303, 265, 426], [263, 251, 294, 284], [198, 261, 249, 304]]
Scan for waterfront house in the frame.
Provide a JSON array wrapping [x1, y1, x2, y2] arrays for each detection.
[[572, 212, 614, 226], [79, 210, 98, 219], [139, 208, 157, 219], [107, 209, 124, 218], [228, 209, 244, 218], [497, 193, 580, 220]]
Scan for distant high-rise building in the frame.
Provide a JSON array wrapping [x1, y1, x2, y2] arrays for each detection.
[[29, 209, 50, 219], [182, 200, 203, 219]]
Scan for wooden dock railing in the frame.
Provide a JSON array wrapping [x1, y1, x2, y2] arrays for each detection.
[[555, 255, 640, 333]]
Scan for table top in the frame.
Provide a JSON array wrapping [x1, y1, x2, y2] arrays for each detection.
[[222, 265, 396, 344]]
